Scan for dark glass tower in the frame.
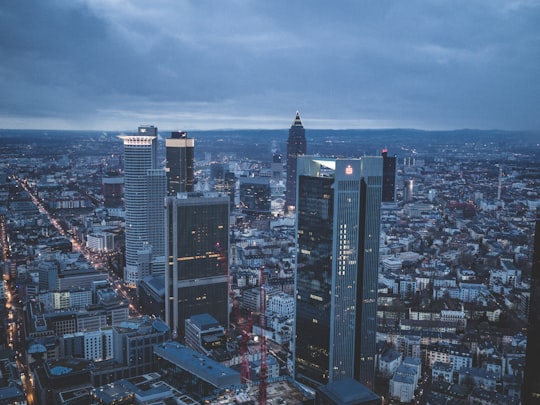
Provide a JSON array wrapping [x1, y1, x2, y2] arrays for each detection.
[[523, 208, 540, 404], [381, 149, 397, 203], [239, 176, 271, 217], [285, 111, 306, 212], [294, 156, 382, 390], [166, 131, 195, 195], [165, 192, 229, 341]]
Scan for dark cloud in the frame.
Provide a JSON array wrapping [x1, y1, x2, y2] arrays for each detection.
[[0, 0, 539, 130]]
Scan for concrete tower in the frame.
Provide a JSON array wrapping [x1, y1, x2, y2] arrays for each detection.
[[119, 126, 158, 287]]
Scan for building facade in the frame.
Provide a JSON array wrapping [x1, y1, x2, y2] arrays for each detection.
[[285, 112, 306, 212], [294, 156, 382, 390], [166, 131, 195, 195], [146, 168, 167, 276], [239, 176, 271, 217], [119, 126, 158, 287], [381, 149, 397, 203], [523, 207, 540, 404], [165, 192, 230, 341]]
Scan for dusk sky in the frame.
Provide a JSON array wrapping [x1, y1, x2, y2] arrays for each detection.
[[1, 1, 539, 131]]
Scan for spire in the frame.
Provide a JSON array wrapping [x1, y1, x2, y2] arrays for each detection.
[[292, 111, 303, 127]]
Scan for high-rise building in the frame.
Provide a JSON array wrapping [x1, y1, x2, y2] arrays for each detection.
[[146, 168, 167, 276], [165, 192, 229, 340], [239, 176, 271, 217], [523, 207, 540, 404], [119, 125, 158, 287], [403, 179, 414, 203], [101, 172, 123, 208], [381, 149, 397, 203], [272, 153, 283, 181], [294, 156, 382, 390], [285, 112, 306, 212], [166, 131, 195, 195]]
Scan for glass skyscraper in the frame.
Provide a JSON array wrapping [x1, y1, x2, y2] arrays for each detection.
[[165, 192, 230, 341], [381, 148, 397, 203], [523, 207, 540, 404], [166, 130, 195, 195], [146, 168, 167, 276], [294, 156, 382, 390]]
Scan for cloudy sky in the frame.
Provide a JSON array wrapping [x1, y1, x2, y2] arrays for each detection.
[[1, 0, 539, 131]]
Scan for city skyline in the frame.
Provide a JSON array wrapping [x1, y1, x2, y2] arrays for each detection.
[[1, 1, 539, 132]]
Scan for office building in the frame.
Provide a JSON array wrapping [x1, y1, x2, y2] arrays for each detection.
[[239, 176, 271, 217], [119, 125, 158, 287], [146, 168, 167, 276], [165, 192, 229, 340], [154, 342, 240, 401], [166, 130, 195, 195], [403, 179, 414, 203], [272, 153, 283, 181], [112, 318, 170, 376], [101, 172, 123, 208], [294, 156, 382, 389], [184, 313, 227, 358], [523, 207, 540, 404], [285, 111, 307, 212], [381, 149, 397, 203]]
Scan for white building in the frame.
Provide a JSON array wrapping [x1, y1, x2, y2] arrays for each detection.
[[378, 348, 402, 378], [86, 232, 115, 253], [389, 372, 415, 402], [267, 292, 294, 317], [432, 361, 453, 383]]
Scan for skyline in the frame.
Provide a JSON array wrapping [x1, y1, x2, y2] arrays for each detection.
[[1, 1, 540, 131]]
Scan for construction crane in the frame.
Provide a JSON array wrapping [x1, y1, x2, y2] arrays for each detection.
[[218, 240, 253, 385], [259, 265, 268, 405]]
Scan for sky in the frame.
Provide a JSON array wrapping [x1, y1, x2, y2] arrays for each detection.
[[1, 0, 539, 131]]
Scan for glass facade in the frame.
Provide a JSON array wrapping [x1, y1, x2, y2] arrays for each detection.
[[166, 131, 195, 195], [295, 174, 334, 386], [381, 149, 397, 203], [239, 177, 271, 216], [523, 208, 540, 403], [165, 193, 230, 341], [294, 157, 382, 390]]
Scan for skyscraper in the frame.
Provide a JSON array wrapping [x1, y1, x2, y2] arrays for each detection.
[[403, 179, 414, 203], [381, 149, 397, 203], [165, 192, 229, 340], [119, 125, 158, 287], [166, 130, 195, 195], [523, 207, 540, 404], [285, 111, 306, 212], [293, 156, 382, 390], [146, 168, 167, 276]]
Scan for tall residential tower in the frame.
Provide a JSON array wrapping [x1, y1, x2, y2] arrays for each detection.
[[119, 126, 160, 287], [285, 112, 306, 212], [293, 156, 382, 390]]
